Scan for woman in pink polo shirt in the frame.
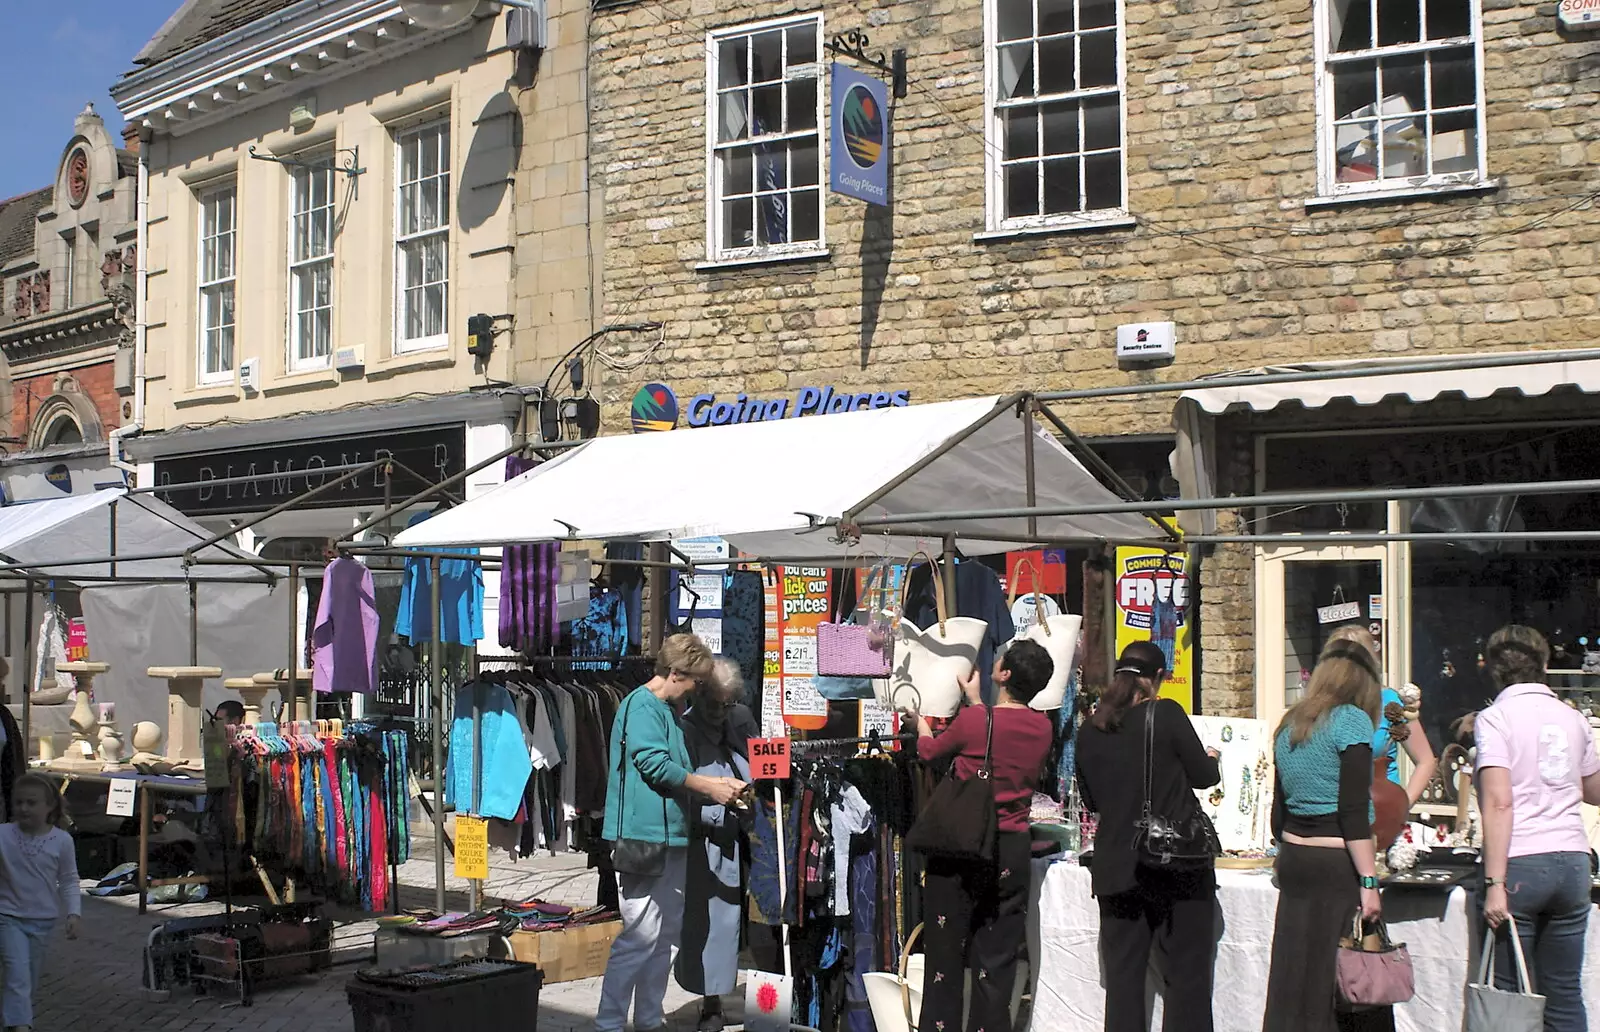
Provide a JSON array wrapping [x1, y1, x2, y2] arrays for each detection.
[[1474, 625, 1600, 1032]]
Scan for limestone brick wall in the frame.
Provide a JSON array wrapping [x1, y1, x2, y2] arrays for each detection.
[[588, 0, 1600, 714]]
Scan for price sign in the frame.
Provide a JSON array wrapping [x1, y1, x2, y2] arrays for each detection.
[[106, 780, 137, 817], [749, 737, 791, 781], [455, 815, 489, 880]]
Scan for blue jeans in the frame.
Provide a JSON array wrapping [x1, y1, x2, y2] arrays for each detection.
[[1478, 852, 1591, 1032], [0, 913, 55, 1027]]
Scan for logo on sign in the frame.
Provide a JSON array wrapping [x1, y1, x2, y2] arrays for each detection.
[[631, 383, 680, 432], [842, 85, 885, 169], [44, 464, 72, 493], [1115, 554, 1188, 632]]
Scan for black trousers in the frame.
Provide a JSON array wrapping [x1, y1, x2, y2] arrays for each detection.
[[1097, 864, 1217, 1032], [918, 831, 1032, 1032]]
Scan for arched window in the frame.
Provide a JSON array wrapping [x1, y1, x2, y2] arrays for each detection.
[[42, 416, 84, 446]]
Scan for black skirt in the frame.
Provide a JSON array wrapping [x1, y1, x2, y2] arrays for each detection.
[[1262, 842, 1394, 1032]]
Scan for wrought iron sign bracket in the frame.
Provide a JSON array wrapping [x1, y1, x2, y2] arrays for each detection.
[[248, 145, 367, 180], [824, 30, 908, 99]]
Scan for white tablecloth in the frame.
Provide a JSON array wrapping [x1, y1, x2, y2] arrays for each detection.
[[1028, 859, 1600, 1032]]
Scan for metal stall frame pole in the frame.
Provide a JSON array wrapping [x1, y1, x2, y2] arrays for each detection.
[[1031, 399, 1183, 542], [21, 581, 34, 752], [1022, 398, 1038, 541], [941, 535, 957, 610], [188, 581, 199, 666], [287, 564, 300, 722], [430, 556, 446, 914]]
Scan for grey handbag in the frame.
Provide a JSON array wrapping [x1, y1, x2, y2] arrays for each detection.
[[1465, 917, 1545, 1032]]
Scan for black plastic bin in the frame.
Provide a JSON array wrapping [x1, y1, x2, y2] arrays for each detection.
[[347, 958, 542, 1032]]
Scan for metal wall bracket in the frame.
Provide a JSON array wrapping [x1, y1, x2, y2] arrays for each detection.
[[824, 30, 908, 99], [247, 145, 366, 179]]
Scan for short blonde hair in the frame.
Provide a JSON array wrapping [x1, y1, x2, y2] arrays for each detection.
[[655, 633, 715, 679]]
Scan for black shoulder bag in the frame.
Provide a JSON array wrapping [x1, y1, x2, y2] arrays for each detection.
[[610, 694, 671, 877], [1132, 702, 1221, 867], [905, 706, 998, 861]]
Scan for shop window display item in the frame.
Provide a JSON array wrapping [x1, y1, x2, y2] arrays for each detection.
[[1189, 716, 1273, 855]]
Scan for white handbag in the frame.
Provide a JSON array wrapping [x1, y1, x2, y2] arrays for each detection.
[[1465, 917, 1545, 1032], [879, 552, 985, 718], [1007, 558, 1081, 711]]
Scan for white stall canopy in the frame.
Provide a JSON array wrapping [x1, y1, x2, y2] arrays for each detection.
[[396, 396, 1158, 557], [0, 489, 271, 582]]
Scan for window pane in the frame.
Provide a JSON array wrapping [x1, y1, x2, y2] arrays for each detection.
[[1043, 157, 1080, 213], [1380, 54, 1426, 114], [719, 39, 749, 87], [751, 84, 783, 135], [420, 132, 440, 178], [998, 43, 1035, 100], [424, 283, 445, 338], [788, 77, 818, 132], [405, 287, 423, 340], [1038, 36, 1077, 95], [1377, 0, 1421, 45], [1005, 163, 1040, 217], [719, 94, 750, 142], [1080, 0, 1116, 30], [722, 198, 754, 249], [791, 189, 821, 242], [424, 235, 447, 283], [1425, 0, 1470, 38], [1004, 109, 1037, 160], [313, 261, 332, 307], [787, 25, 817, 66], [750, 31, 783, 82], [1083, 95, 1120, 150], [1430, 110, 1477, 172], [1041, 100, 1081, 156], [1429, 47, 1476, 109], [722, 149, 754, 196], [755, 195, 788, 245], [216, 235, 234, 279], [1038, 0, 1075, 33], [997, 0, 1034, 40], [1084, 151, 1121, 208], [757, 148, 788, 190], [1332, 0, 1371, 51], [401, 136, 419, 183], [1333, 58, 1377, 120], [1079, 30, 1118, 88], [791, 142, 820, 187]]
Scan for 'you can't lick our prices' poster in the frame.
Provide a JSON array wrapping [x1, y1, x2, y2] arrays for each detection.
[[762, 567, 831, 733], [1114, 546, 1194, 712]]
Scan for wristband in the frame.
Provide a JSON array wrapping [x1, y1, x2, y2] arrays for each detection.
[[1359, 875, 1379, 890], [1484, 876, 1504, 888]]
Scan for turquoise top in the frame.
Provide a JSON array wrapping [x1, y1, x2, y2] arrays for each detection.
[[603, 686, 693, 846], [1275, 704, 1378, 817], [1370, 687, 1404, 785]]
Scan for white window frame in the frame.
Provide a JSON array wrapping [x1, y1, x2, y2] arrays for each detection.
[[196, 184, 237, 387], [288, 155, 336, 372], [984, 0, 1129, 232], [704, 15, 827, 264], [393, 119, 451, 354], [1313, 0, 1488, 200]]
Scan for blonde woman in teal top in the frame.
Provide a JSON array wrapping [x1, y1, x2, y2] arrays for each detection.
[[597, 635, 748, 1032]]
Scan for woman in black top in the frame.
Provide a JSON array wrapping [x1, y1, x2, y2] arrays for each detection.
[[1076, 641, 1222, 1032]]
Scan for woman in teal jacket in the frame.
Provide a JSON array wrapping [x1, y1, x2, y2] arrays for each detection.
[[596, 635, 747, 1032]]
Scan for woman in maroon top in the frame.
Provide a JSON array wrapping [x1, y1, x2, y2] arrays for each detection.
[[912, 639, 1055, 1032]]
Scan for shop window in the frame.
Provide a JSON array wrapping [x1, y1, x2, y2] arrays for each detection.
[[987, 0, 1127, 229], [1317, 0, 1485, 197], [197, 184, 237, 386], [707, 16, 824, 262], [289, 155, 336, 371], [394, 120, 450, 353]]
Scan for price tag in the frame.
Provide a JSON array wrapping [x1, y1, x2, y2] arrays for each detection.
[[454, 815, 489, 880], [106, 780, 137, 818], [749, 737, 791, 781]]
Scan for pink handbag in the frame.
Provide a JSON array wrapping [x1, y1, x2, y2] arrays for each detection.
[[1336, 915, 1415, 1011], [816, 564, 896, 678]]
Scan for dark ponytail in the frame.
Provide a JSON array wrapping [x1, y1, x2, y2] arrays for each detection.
[[1089, 641, 1167, 733]]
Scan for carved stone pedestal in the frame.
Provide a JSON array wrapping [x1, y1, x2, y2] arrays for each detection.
[[53, 661, 111, 771], [224, 677, 269, 726], [147, 666, 222, 766]]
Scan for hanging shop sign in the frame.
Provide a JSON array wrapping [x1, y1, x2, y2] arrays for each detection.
[[1113, 546, 1194, 712], [829, 63, 892, 205], [152, 425, 466, 516]]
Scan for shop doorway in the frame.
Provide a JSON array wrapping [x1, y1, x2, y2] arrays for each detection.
[[1254, 544, 1400, 734]]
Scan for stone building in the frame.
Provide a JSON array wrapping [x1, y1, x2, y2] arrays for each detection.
[[109, 0, 594, 652], [585, 0, 1600, 724], [0, 103, 137, 502]]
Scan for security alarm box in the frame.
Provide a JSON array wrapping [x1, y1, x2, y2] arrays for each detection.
[[1115, 322, 1177, 361]]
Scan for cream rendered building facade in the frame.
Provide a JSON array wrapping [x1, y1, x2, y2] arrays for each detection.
[[110, 0, 593, 654]]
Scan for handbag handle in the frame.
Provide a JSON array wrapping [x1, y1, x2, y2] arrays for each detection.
[[898, 922, 925, 1028], [1139, 700, 1158, 826], [901, 550, 949, 636], [1006, 558, 1052, 637], [1349, 912, 1395, 950], [1477, 915, 1534, 995]]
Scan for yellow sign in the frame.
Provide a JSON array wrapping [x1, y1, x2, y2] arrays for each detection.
[[1113, 546, 1194, 712], [455, 815, 489, 881]]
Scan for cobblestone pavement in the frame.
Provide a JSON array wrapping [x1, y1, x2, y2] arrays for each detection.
[[38, 841, 721, 1032]]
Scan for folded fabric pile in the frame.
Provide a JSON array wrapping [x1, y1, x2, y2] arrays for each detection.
[[393, 899, 618, 937]]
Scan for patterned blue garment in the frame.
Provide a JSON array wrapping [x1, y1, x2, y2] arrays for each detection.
[[570, 591, 627, 667], [1056, 650, 1082, 798], [721, 571, 765, 708]]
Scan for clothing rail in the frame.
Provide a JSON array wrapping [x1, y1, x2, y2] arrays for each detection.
[[788, 732, 909, 751]]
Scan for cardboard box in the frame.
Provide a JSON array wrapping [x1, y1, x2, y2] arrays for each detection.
[[1432, 128, 1475, 174], [509, 921, 621, 983]]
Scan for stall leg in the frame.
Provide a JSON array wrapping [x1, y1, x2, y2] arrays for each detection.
[[430, 557, 445, 915], [138, 785, 151, 915]]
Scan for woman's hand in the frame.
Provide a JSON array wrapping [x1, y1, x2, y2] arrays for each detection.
[[914, 714, 933, 739], [1483, 884, 1510, 929], [1205, 747, 1221, 760], [705, 777, 748, 807], [65, 915, 80, 940], [1360, 887, 1382, 923], [959, 668, 981, 705]]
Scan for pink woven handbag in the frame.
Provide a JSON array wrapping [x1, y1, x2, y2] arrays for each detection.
[[1336, 915, 1415, 1011], [816, 564, 896, 678]]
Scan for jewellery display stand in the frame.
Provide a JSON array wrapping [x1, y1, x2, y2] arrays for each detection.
[[53, 661, 111, 771], [147, 666, 223, 768]]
